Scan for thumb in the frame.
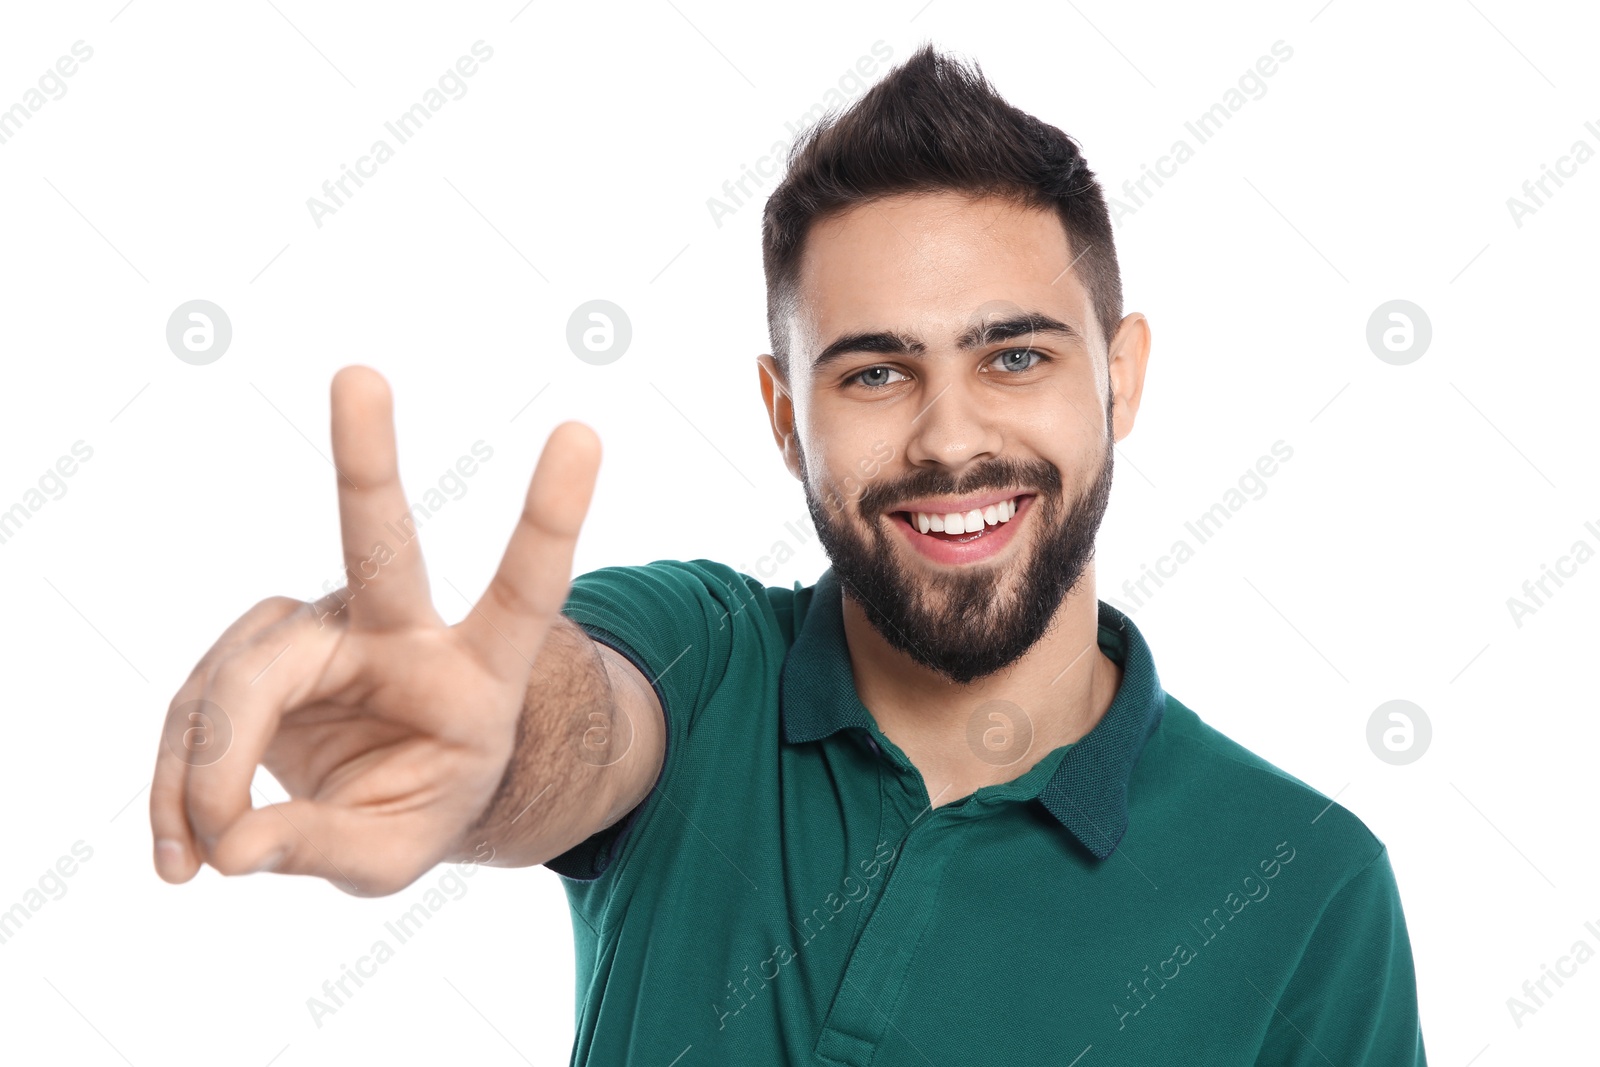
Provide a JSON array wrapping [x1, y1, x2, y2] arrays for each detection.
[[208, 800, 387, 895]]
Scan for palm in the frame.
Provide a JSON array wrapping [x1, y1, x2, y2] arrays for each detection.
[[259, 632, 521, 880], [150, 367, 600, 895]]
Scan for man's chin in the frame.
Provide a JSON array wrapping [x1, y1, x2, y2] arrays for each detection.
[[867, 554, 1027, 632]]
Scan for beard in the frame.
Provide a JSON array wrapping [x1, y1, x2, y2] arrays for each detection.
[[798, 403, 1115, 687]]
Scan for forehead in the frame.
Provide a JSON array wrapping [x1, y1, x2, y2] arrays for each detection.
[[790, 191, 1094, 360]]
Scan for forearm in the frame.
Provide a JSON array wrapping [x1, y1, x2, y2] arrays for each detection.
[[448, 614, 637, 868]]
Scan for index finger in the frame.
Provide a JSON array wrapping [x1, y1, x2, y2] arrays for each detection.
[[458, 420, 600, 677], [330, 366, 439, 629]]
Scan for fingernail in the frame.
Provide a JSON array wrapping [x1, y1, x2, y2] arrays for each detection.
[[249, 848, 288, 875], [154, 838, 185, 872]]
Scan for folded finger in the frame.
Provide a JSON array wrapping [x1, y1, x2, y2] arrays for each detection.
[[182, 613, 340, 852], [151, 596, 303, 883]]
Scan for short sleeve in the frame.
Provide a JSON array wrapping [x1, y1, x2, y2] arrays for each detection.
[[541, 558, 769, 882], [1255, 846, 1427, 1065]]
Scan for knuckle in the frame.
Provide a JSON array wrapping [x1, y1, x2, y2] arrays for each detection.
[[308, 587, 354, 630], [184, 771, 241, 827], [238, 596, 308, 636], [196, 645, 251, 692]]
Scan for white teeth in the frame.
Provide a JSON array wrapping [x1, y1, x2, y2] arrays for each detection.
[[907, 497, 1021, 534]]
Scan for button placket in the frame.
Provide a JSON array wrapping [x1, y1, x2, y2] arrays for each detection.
[[813, 811, 960, 1066]]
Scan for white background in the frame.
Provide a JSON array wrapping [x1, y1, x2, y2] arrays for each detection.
[[1, 0, 1596, 1063]]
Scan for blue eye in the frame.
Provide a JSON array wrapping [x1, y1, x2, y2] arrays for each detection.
[[990, 348, 1047, 372], [849, 366, 910, 389]]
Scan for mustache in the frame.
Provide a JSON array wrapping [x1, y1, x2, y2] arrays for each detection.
[[854, 459, 1065, 517]]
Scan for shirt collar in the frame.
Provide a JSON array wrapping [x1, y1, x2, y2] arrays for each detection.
[[779, 567, 1166, 860]]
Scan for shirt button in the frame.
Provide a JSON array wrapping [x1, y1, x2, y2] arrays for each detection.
[[865, 735, 881, 756]]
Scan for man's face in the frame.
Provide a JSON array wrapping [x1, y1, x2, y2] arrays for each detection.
[[760, 192, 1140, 686]]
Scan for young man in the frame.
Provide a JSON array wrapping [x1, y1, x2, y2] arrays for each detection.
[[151, 45, 1426, 1065]]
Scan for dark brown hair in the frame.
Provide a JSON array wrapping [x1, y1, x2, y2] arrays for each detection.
[[761, 44, 1122, 377]]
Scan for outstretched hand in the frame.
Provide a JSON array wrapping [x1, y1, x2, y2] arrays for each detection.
[[150, 366, 600, 896]]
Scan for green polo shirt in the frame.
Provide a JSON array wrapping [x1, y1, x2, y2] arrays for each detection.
[[549, 559, 1426, 1065]]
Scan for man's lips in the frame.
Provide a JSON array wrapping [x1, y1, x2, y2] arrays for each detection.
[[886, 494, 1036, 564], [889, 492, 1035, 535]]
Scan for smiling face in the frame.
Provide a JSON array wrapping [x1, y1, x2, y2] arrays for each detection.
[[758, 191, 1150, 686]]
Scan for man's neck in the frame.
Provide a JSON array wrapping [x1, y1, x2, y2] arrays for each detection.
[[838, 576, 1122, 809]]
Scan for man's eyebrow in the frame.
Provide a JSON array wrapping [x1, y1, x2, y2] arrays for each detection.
[[810, 312, 1082, 373], [811, 330, 926, 372], [955, 312, 1083, 351]]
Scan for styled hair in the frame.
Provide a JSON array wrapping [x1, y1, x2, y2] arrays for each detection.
[[761, 44, 1122, 377]]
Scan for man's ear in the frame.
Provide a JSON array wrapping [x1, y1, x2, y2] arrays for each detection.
[[1106, 312, 1152, 444], [756, 354, 803, 480]]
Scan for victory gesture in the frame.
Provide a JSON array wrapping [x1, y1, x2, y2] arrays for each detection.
[[148, 366, 657, 897]]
